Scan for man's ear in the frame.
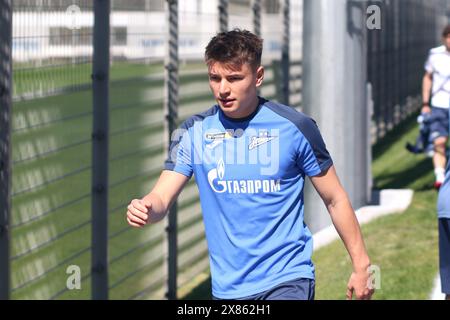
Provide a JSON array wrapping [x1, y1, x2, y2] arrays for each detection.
[[255, 66, 264, 87]]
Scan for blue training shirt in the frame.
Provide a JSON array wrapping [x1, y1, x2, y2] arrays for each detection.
[[164, 97, 333, 299]]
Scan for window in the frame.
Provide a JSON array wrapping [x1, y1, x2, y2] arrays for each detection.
[[229, 0, 251, 15], [264, 0, 280, 14], [49, 27, 92, 46], [111, 0, 164, 11], [112, 27, 127, 46], [49, 27, 127, 46]]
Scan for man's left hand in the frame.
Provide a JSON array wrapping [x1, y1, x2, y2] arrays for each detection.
[[346, 269, 375, 300]]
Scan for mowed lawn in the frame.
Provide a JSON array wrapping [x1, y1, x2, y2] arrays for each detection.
[[13, 60, 207, 97]]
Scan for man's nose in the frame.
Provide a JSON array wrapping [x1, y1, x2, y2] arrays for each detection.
[[219, 80, 230, 96]]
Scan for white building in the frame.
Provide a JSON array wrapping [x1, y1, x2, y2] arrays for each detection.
[[12, 0, 303, 63]]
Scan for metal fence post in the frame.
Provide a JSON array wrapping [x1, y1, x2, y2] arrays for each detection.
[[253, 0, 261, 96], [0, 0, 12, 301], [92, 0, 110, 300], [281, 0, 290, 106], [164, 0, 179, 301], [366, 82, 373, 204], [302, 0, 368, 232], [218, 0, 228, 32], [252, 0, 261, 37]]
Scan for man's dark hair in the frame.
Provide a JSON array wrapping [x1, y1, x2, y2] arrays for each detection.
[[443, 25, 450, 38], [204, 29, 263, 70]]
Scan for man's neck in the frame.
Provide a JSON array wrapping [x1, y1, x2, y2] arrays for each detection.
[[224, 96, 260, 120]]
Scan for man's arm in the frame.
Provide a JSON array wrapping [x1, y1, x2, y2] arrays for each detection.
[[310, 165, 374, 300], [422, 71, 433, 113], [126, 170, 190, 227]]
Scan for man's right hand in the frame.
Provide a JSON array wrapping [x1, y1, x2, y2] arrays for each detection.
[[125, 170, 191, 226], [421, 105, 431, 114], [126, 198, 151, 228]]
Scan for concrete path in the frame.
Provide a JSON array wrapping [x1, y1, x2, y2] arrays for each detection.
[[430, 274, 445, 300]]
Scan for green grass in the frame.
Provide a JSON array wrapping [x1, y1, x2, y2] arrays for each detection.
[[314, 192, 439, 300], [181, 271, 212, 300], [313, 113, 440, 300], [13, 60, 207, 97], [372, 113, 436, 191]]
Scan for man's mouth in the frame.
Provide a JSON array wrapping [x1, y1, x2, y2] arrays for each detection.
[[219, 98, 236, 107]]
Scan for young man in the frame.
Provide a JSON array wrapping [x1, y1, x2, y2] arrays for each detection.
[[126, 29, 374, 300], [438, 159, 450, 300], [422, 25, 450, 189]]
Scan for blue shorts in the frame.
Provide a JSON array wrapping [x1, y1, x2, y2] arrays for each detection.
[[212, 277, 315, 300], [439, 218, 450, 294], [429, 107, 449, 143]]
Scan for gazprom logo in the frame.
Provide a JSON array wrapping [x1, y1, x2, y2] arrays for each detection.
[[217, 158, 225, 180], [208, 158, 227, 193], [207, 158, 281, 194]]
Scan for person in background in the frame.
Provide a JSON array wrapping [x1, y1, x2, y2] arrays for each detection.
[[422, 25, 450, 189]]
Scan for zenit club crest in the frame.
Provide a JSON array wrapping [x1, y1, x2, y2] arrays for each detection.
[[248, 131, 277, 150]]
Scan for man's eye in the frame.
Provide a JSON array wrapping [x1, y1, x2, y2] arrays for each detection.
[[209, 76, 220, 81], [228, 77, 242, 82]]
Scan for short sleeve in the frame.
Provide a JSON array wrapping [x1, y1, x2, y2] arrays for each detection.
[[424, 51, 433, 73], [296, 117, 333, 177], [164, 121, 194, 178]]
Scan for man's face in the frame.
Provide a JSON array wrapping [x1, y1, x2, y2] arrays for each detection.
[[444, 34, 450, 51], [208, 61, 264, 119]]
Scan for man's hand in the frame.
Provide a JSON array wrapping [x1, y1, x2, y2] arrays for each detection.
[[421, 105, 431, 114], [125, 171, 190, 226], [126, 198, 151, 228], [346, 268, 375, 300]]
